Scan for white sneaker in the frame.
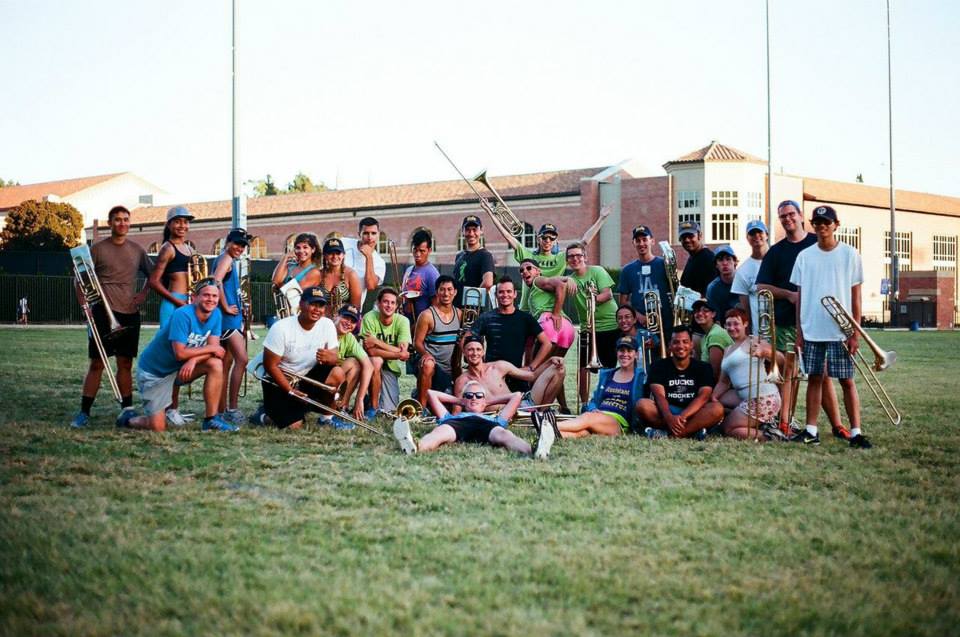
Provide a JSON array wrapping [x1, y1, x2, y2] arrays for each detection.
[[393, 418, 417, 455], [534, 412, 556, 460], [165, 408, 188, 427]]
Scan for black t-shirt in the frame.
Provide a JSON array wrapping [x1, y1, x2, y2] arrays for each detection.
[[453, 248, 495, 308], [470, 308, 542, 369], [755, 233, 817, 327], [646, 357, 715, 409], [680, 247, 716, 297]]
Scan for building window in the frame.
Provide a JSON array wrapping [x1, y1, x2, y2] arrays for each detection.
[[678, 191, 701, 210], [745, 192, 762, 209], [458, 233, 486, 251], [836, 226, 861, 253], [138, 194, 154, 205], [377, 231, 391, 256], [678, 211, 702, 228], [520, 222, 536, 250], [248, 236, 268, 259], [146, 241, 160, 254], [711, 212, 739, 242], [284, 234, 297, 253], [212, 238, 224, 255], [933, 235, 957, 271], [711, 190, 738, 207], [883, 231, 912, 279]]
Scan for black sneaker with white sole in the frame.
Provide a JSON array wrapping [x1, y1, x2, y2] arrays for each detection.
[[791, 430, 821, 445], [849, 434, 873, 449]]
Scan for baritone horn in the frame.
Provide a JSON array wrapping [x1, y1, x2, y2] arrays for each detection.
[[187, 253, 208, 302], [643, 290, 667, 360], [820, 295, 901, 425]]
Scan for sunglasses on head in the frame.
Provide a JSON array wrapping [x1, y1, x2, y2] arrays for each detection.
[[462, 391, 485, 400]]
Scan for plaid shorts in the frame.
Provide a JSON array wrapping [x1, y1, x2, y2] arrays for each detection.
[[802, 340, 854, 379]]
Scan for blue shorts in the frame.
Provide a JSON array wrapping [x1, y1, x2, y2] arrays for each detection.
[[803, 340, 854, 379], [159, 292, 189, 328]]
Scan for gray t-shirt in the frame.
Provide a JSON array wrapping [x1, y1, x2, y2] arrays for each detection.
[[90, 238, 153, 314]]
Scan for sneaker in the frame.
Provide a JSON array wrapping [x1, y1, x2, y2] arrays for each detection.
[[248, 405, 269, 427], [202, 415, 239, 432], [760, 422, 788, 442], [393, 418, 417, 455], [694, 428, 708, 441], [790, 430, 820, 445], [115, 408, 136, 429], [534, 415, 555, 460], [70, 412, 90, 428], [530, 411, 544, 436], [364, 408, 378, 422], [223, 408, 245, 425], [849, 434, 873, 449], [331, 416, 355, 431], [644, 427, 668, 440], [165, 408, 188, 428], [832, 425, 852, 441]]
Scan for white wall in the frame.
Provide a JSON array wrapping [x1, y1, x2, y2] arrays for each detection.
[[69, 173, 170, 228]]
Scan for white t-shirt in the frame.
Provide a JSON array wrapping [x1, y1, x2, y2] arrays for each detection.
[[731, 257, 762, 335], [261, 315, 339, 376], [790, 242, 863, 342], [343, 237, 386, 307]]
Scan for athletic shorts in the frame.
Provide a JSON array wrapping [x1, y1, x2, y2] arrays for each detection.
[[159, 292, 189, 328], [803, 340, 854, 379], [596, 409, 629, 433], [262, 363, 337, 428], [136, 368, 179, 416], [88, 306, 141, 360], [775, 325, 797, 353], [414, 354, 454, 393], [579, 328, 619, 370], [222, 328, 240, 340], [538, 313, 576, 349], [440, 414, 509, 444]]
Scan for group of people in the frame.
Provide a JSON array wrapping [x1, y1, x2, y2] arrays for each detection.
[[72, 197, 873, 456]]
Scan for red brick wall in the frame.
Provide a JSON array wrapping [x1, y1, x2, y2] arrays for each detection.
[[900, 270, 955, 329]]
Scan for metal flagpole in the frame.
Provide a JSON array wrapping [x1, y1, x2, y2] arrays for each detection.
[[231, 0, 246, 230], [886, 0, 897, 326], [765, 0, 772, 242]]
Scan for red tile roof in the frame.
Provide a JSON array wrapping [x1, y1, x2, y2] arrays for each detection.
[[0, 173, 126, 210], [804, 177, 960, 218], [665, 141, 764, 165], [131, 167, 605, 225]]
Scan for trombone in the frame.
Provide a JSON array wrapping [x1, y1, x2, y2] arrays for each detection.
[[70, 245, 124, 405], [820, 296, 901, 425], [434, 142, 524, 237], [746, 290, 780, 437], [643, 290, 667, 361]]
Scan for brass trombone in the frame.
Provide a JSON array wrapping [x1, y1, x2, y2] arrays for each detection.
[[71, 245, 124, 405], [582, 280, 602, 371], [820, 295, 901, 425], [434, 142, 524, 237], [450, 286, 485, 377]]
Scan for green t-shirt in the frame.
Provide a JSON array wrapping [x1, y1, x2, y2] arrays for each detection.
[[523, 277, 568, 320], [360, 309, 411, 375], [515, 245, 566, 311], [338, 331, 367, 363], [700, 323, 734, 363], [570, 266, 618, 332]]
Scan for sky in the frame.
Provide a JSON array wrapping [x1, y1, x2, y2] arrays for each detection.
[[2, 0, 958, 203]]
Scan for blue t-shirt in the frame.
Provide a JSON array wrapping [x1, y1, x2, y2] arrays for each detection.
[[619, 257, 672, 319], [402, 262, 440, 320], [215, 254, 242, 331], [706, 277, 739, 318], [140, 305, 222, 377]]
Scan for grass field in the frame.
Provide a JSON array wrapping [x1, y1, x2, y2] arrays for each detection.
[[1, 326, 959, 636]]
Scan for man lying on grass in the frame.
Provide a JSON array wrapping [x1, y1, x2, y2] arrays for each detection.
[[118, 278, 236, 432], [393, 381, 555, 459]]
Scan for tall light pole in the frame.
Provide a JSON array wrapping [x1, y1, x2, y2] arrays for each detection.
[[231, 0, 246, 230], [765, 0, 772, 241], [886, 0, 897, 326]]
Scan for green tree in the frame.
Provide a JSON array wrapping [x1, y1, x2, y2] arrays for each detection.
[[286, 172, 327, 193], [0, 199, 84, 251], [0, 177, 20, 188], [248, 174, 280, 197]]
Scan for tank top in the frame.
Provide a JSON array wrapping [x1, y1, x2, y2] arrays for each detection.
[[286, 263, 317, 284], [597, 375, 633, 422], [720, 341, 779, 400], [424, 305, 462, 374], [215, 254, 242, 331], [161, 242, 191, 287], [320, 266, 350, 315]]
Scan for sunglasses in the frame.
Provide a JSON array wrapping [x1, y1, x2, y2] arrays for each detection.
[[462, 392, 485, 400], [520, 265, 537, 272]]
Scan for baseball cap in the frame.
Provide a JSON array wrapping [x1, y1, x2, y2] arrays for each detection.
[[811, 205, 838, 223], [632, 224, 653, 239], [538, 223, 558, 237], [463, 334, 484, 347], [714, 245, 738, 261], [746, 219, 768, 234], [166, 206, 194, 222], [338, 303, 360, 322], [678, 221, 701, 237], [300, 286, 328, 305], [615, 335, 639, 351], [692, 298, 716, 313], [462, 215, 483, 229], [323, 236, 345, 254], [225, 228, 252, 246]]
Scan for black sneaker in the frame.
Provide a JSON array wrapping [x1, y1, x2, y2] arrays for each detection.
[[791, 430, 820, 445], [849, 434, 873, 449], [530, 411, 543, 436]]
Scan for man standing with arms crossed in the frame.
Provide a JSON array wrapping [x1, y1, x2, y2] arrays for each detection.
[[756, 200, 848, 439], [361, 288, 411, 416], [71, 205, 153, 428], [344, 216, 387, 309]]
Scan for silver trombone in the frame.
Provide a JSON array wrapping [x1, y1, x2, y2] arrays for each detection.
[[746, 290, 780, 438], [71, 245, 124, 405], [643, 290, 667, 362], [820, 296, 902, 425]]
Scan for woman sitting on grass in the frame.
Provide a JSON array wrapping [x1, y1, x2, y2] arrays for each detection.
[[557, 335, 646, 438], [710, 309, 785, 441]]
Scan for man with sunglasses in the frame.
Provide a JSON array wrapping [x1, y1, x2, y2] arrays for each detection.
[[757, 200, 848, 439], [392, 379, 554, 459]]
